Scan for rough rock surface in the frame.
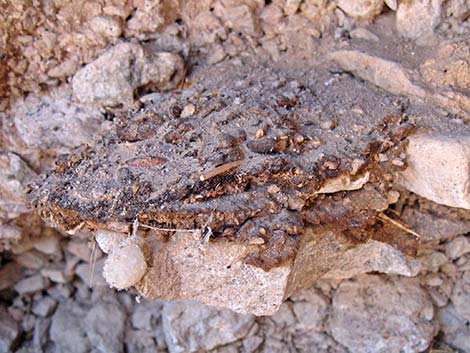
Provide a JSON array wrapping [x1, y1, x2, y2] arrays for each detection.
[[12, 86, 104, 154], [398, 133, 470, 209], [72, 42, 185, 108], [162, 301, 255, 353], [329, 275, 437, 353]]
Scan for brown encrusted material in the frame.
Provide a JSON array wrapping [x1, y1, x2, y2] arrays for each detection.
[[30, 62, 428, 268]]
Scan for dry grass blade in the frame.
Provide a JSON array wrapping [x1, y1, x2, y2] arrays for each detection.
[[378, 213, 421, 239]]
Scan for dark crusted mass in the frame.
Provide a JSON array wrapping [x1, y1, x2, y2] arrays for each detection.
[[30, 61, 427, 269]]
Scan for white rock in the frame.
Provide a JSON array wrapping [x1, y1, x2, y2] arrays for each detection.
[[0, 153, 37, 217], [450, 271, 470, 322], [12, 86, 103, 153], [33, 233, 61, 255], [162, 301, 254, 353], [445, 236, 470, 260], [330, 275, 437, 353], [88, 15, 122, 38], [103, 241, 147, 290], [336, 0, 384, 21], [324, 240, 421, 280], [329, 50, 426, 99], [398, 133, 470, 210], [72, 43, 185, 108], [396, 0, 443, 41], [14, 274, 49, 295]]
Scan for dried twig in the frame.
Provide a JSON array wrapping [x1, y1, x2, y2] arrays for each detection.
[[378, 212, 421, 239], [199, 160, 243, 181]]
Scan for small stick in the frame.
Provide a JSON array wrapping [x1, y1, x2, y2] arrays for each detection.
[[200, 160, 243, 181], [378, 213, 421, 239], [89, 237, 97, 287]]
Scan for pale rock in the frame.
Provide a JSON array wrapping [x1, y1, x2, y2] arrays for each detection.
[[12, 86, 103, 153], [0, 262, 23, 291], [420, 40, 470, 91], [50, 301, 89, 353], [384, 0, 398, 11], [88, 15, 122, 38], [330, 275, 437, 353], [14, 274, 49, 295], [72, 43, 185, 107], [438, 304, 470, 352], [398, 133, 470, 210], [323, 240, 421, 280], [136, 227, 425, 315], [103, 241, 147, 290], [213, 1, 262, 38], [396, 0, 443, 41], [284, 0, 302, 15], [336, 0, 384, 21], [270, 302, 296, 327], [66, 240, 91, 262], [14, 250, 47, 270], [242, 336, 264, 353], [420, 251, 448, 273], [290, 289, 329, 329], [84, 300, 126, 353], [329, 50, 426, 99], [0, 308, 20, 353], [349, 27, 380, 41], [0, 224, 22, 248], [32, 297, 57, 317], [401, 207, 470, 243], [0, 152, 36, 217], [75, 259, 107, 288], [446, 236, 470, 260], [125, 329, 158, 353], [33, 232, 61, 255], [450, 271, 470, 321], [162, 301, 255, 353], [41, 266, 70, 284], [260, 4, 284, 38]]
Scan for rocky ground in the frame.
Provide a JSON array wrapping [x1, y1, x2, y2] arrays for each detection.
[[1, 0, 470, 352]]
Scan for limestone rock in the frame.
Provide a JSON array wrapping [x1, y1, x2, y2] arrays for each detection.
[[329, 275, 437, 353], [398, 133, 470, 210], [445, 236, 470, 260], [396, 0, 443, 41], [50, 301, 89, 353], [14, 274, 49, 295], [84, 300, 126, 353], [0, 152, 37, 218], [438, 304, 470, 353], [0, 308, 20, 353], [162, 301, 255, 353], [32, 297, 58, 317], [323, 240, 420, 280], [329, 50, 426, 99], [134, 227, 421, 315], [72, 42, 185, 108], [12, 86, 103, 153], [401, 207, 470, 243], [0, 262, 23, 291], [420, 40, 470, 91], [450, 271, 470, 322], [336, 0, 384, 21]]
